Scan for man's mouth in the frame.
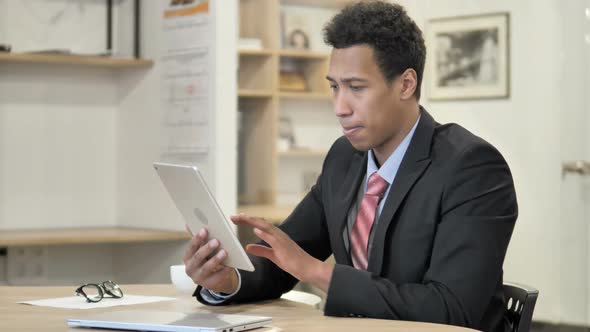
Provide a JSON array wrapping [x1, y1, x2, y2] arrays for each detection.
[[342, 126, 362, 136]]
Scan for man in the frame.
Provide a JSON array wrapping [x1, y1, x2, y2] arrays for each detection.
[[183, 2, 517, 331]]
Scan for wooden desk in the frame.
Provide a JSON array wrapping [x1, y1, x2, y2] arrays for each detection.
[[0, 284, 479, 331]]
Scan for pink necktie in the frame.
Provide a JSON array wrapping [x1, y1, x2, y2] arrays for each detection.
[[351, 172, 389, 270]]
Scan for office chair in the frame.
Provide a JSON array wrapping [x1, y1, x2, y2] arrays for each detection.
[[503, 281, 539, 332]]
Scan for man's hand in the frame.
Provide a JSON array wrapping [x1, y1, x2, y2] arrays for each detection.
[[183, 226, 239, 295], [230, 214, 333, 292]]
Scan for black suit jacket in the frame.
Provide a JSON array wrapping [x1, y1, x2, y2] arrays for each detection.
[[197, 108, 517, 332]]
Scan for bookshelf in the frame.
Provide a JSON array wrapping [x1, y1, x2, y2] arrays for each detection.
[[278, 50, 330, 59], [237, 0, 343, 222], [238, 89, 274, 98], [279, 91, 331, 100]]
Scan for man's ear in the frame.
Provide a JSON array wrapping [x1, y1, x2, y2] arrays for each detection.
[[399, 69, 418, 100]]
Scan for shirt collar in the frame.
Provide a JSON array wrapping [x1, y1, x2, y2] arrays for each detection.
[[367, 114, 421, 184]]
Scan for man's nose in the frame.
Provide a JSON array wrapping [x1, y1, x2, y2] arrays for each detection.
[[333, 92, 352, 117]]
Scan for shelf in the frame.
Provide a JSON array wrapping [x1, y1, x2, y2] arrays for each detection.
[[237, 204, 295, 224], [239, 49, 274, 56], [281, 0, 351, 9], [240, 49, 330, 59], [279, 148, 328, 158], [238, 0, 337, 207], [239, 89, 275, 98], [0, 53, 154, 68], [0, 227, 190, 247], [279, 91, 331, 100], [278, 49, 329, 60]]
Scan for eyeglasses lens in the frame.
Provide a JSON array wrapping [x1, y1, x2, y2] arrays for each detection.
[[103, 281, 123, 298], [80, 284, 102, 302]]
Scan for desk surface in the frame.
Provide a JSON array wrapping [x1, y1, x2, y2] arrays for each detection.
[[0, 284, 478, 332]]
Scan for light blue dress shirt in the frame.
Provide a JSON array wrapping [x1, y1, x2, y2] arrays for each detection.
[[365, 114, 420, 217], [343, 115, 420, 255]]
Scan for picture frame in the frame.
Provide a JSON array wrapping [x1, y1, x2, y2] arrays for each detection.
[[0, 1, 140, 56], [107, 0, 141, 58], [281, 9, 311, 50], [426, 12, 510, 100]]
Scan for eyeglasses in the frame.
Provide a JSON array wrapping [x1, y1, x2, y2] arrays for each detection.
[[75, 280, 124, 303]]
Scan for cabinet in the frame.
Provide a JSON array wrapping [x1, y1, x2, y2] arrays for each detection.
[[237, 0, 346, 223]]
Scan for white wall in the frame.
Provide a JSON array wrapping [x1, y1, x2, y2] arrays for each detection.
[[115, 1, 184, 230], [0, 0, 141, 230], [211, 0, 238, 223], [117, 0, 237, 232], [0, 66, 119, 230], [559, 0, 590, 326], [397, 0, 563, 323], [113, 0, 238, 281], [0, 0, 238, 285]]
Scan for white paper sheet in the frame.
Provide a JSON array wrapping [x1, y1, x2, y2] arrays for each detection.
[[18, 294, 176, 309]]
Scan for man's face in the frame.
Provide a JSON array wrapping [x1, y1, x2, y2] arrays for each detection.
[[327, 45, 405, 152]]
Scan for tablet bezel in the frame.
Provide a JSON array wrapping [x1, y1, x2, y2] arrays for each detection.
[[153, 162, 254, 272]]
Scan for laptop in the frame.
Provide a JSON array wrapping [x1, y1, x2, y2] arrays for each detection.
[[67, 309, 272, 332]]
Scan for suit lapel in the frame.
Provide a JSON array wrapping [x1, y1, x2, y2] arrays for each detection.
[[331, 151, 366, 265], [368, 108, 436, 274]]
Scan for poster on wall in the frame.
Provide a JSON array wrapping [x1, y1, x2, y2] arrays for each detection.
[[160, 0, 212, 163], [426, 12, 510, 100]]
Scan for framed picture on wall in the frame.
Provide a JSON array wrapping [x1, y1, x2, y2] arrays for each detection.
[[426, 12, 510, 100]]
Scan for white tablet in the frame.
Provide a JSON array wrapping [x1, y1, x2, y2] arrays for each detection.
[[153, 162, 254, 272]]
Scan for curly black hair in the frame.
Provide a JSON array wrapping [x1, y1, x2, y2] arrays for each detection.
[[323, 1, 426, 100]]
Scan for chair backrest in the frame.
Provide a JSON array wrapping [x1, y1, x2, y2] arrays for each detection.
[[503, 281, 539, 332]]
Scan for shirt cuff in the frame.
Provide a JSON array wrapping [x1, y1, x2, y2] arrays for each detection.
[[199, 268, 242, 304]]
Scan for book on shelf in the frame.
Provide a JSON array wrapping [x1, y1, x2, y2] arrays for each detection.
[[238, 38, 263, 51]]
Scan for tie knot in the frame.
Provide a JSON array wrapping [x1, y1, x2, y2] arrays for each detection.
[[366, 173, 388, 197]]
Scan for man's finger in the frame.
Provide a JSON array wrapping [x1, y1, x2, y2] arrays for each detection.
[[246, 244, 275, 262], [230, 214, 273, 232], [252, 227, 279, 248], [182, 228, 208, 263], [200, 249, 228, 278], [187, 238, 219, 271]]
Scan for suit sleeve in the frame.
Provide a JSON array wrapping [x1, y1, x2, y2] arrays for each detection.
[[196, 147, 335, 305], [323, 142, 517, 328]]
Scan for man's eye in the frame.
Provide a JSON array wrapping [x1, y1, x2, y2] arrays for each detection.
[[329, 85, 338, 91], [350, 86, 364, 91]]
